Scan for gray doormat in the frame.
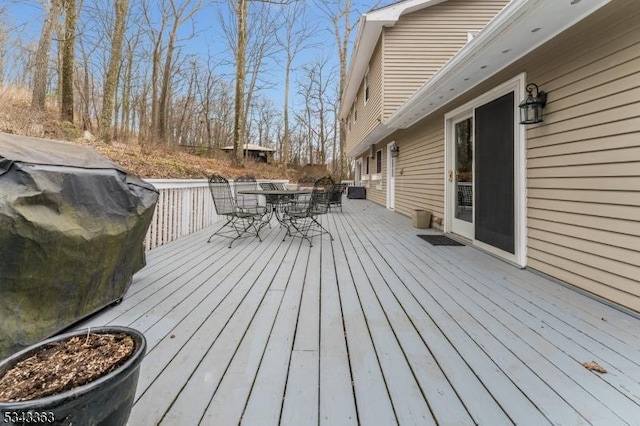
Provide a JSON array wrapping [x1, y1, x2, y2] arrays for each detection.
[[417, 235, 465, 246]]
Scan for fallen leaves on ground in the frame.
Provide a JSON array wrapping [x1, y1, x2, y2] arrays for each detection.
[[582, 360, 607, 373]]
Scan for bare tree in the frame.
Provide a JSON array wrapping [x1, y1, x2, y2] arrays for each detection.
[[99, 0, 129, 142], [75, 27, 97, 132], [275, 1, 315, 170], [60, 0, 76, 122], [119, 27, 143, 141], [193, 54, 223, 149], [316, 0, 373, 178], [32, 0, 63, 111], [0, 7, 8, 85], [252, 96, 280, 148], [232, 0, 248, 166], [157, 0, 202, 145], [140, 0, 167, 146], [223, 0, 289, 166], [296, 57, 338, 165]]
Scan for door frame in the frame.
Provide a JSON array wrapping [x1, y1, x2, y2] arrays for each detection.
[[444, 73, 528, 267], [386, 141, 396, 210], [449, 114, 474, 240]]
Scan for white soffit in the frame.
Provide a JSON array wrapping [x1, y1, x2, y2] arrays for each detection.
[[339, 0, 447, 120], [385, 0, 613, 130]]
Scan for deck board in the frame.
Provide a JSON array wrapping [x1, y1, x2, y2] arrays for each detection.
[[371, 233, 622, 423], [74, 198, 640, 425], [318, 232, 358, 426], [336, 215, 437, 425], [241, 243, 310, 426]]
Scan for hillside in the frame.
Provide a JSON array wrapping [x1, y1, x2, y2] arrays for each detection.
[[0, 86, 289, 180]]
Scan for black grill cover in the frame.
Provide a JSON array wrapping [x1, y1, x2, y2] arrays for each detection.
[[0, 134, 158, 358]]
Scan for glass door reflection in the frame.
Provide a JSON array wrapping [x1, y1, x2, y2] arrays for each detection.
[[455, 117, 473, 223]]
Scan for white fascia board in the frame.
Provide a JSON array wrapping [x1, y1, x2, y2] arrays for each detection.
[[385, 0, 613, 130], [347, 124, 394, 158], [339, 0, 447, 121]]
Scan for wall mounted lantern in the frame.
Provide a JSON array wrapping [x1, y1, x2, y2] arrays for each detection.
[[390, 142, 400, 158], [519, 83, 547, 124]]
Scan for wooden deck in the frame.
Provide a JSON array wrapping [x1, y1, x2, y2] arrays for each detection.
[[77, 199, 640, 425]]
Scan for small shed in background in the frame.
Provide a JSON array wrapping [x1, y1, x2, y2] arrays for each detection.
[[221, 143, 276, 163]]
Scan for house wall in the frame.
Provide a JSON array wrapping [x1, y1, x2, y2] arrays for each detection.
[[382, 0, 509, 119], [521, 0, 640, 311], [371, 0, 640, 311], [346, 40, 384, 154], [363, 143, 386, 206]]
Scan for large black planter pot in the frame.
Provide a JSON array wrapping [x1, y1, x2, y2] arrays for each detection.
[[0, 326, 146, 426]]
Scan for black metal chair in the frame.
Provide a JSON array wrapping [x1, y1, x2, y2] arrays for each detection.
[[328, 183, 348, 211], [259, 182, 276, 190], [457, 184, 472, 213], [281, 184, 334, 247], [313, 175, 335, 192], [207, 174, 266, 248], [236, 175, 271, 229]]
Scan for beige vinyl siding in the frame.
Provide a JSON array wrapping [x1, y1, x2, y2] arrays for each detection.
[[345, 40, 383, 154], [382, 0, 508, 119], [522, 0, 640, 311], [363, 145, 387, 206], [389, 117, 445, 227]]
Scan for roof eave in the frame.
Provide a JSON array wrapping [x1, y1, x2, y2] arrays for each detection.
[[385, 0, 613, 130], [339, 0, 448, 121]]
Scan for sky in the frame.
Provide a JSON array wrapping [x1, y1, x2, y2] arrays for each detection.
[[0, 0, 392, 111]]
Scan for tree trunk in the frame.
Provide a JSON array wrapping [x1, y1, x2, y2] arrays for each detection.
[[60, 0, 76, 122], [158, 21, 178, 145], [31, 0, 63, 111], [81, 59, 91, 131], [99, 0, 129, 143], [232, 0, 247, 166]]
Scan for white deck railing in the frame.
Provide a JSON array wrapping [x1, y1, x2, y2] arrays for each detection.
[[143, 179, 289, 250]]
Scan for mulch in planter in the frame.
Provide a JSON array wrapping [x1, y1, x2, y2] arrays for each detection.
[[0, 332, 135, 402]]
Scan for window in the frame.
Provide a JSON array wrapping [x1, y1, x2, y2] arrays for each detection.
[[353, 96, 358, 122], [376, 149, 382, 173], [364, 69, 370, 104], [365, 156, 369, 175]]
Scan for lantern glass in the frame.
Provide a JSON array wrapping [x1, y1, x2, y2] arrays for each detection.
[[520, 102, 543, 124], [519, 84, 547, 124]]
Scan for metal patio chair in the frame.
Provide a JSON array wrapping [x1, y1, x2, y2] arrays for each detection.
[[313, 175, 335, 192], [259, 182, 276, 190], [235, 174, 270, 228], [328, 183, 348, 212], [281, 184, 334, 247], [207, 174, 266, 248]]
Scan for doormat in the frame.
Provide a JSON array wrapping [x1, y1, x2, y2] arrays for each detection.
[[417, 235, 465, 246]]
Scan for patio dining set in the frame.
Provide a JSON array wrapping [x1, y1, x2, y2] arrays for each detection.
[[207, 174, 348, 248]]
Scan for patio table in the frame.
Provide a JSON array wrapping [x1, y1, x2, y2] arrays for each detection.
[[237, 189, 311, 227]]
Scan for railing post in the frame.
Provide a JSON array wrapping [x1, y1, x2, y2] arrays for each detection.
[[181, 188, 191, 237]]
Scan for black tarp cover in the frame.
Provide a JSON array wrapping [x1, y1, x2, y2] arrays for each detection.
[[0, 133, 158, 358]]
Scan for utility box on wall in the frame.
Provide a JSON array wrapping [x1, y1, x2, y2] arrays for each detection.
[[347, 186, 366, 199], [412, 210, 432, 229]]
